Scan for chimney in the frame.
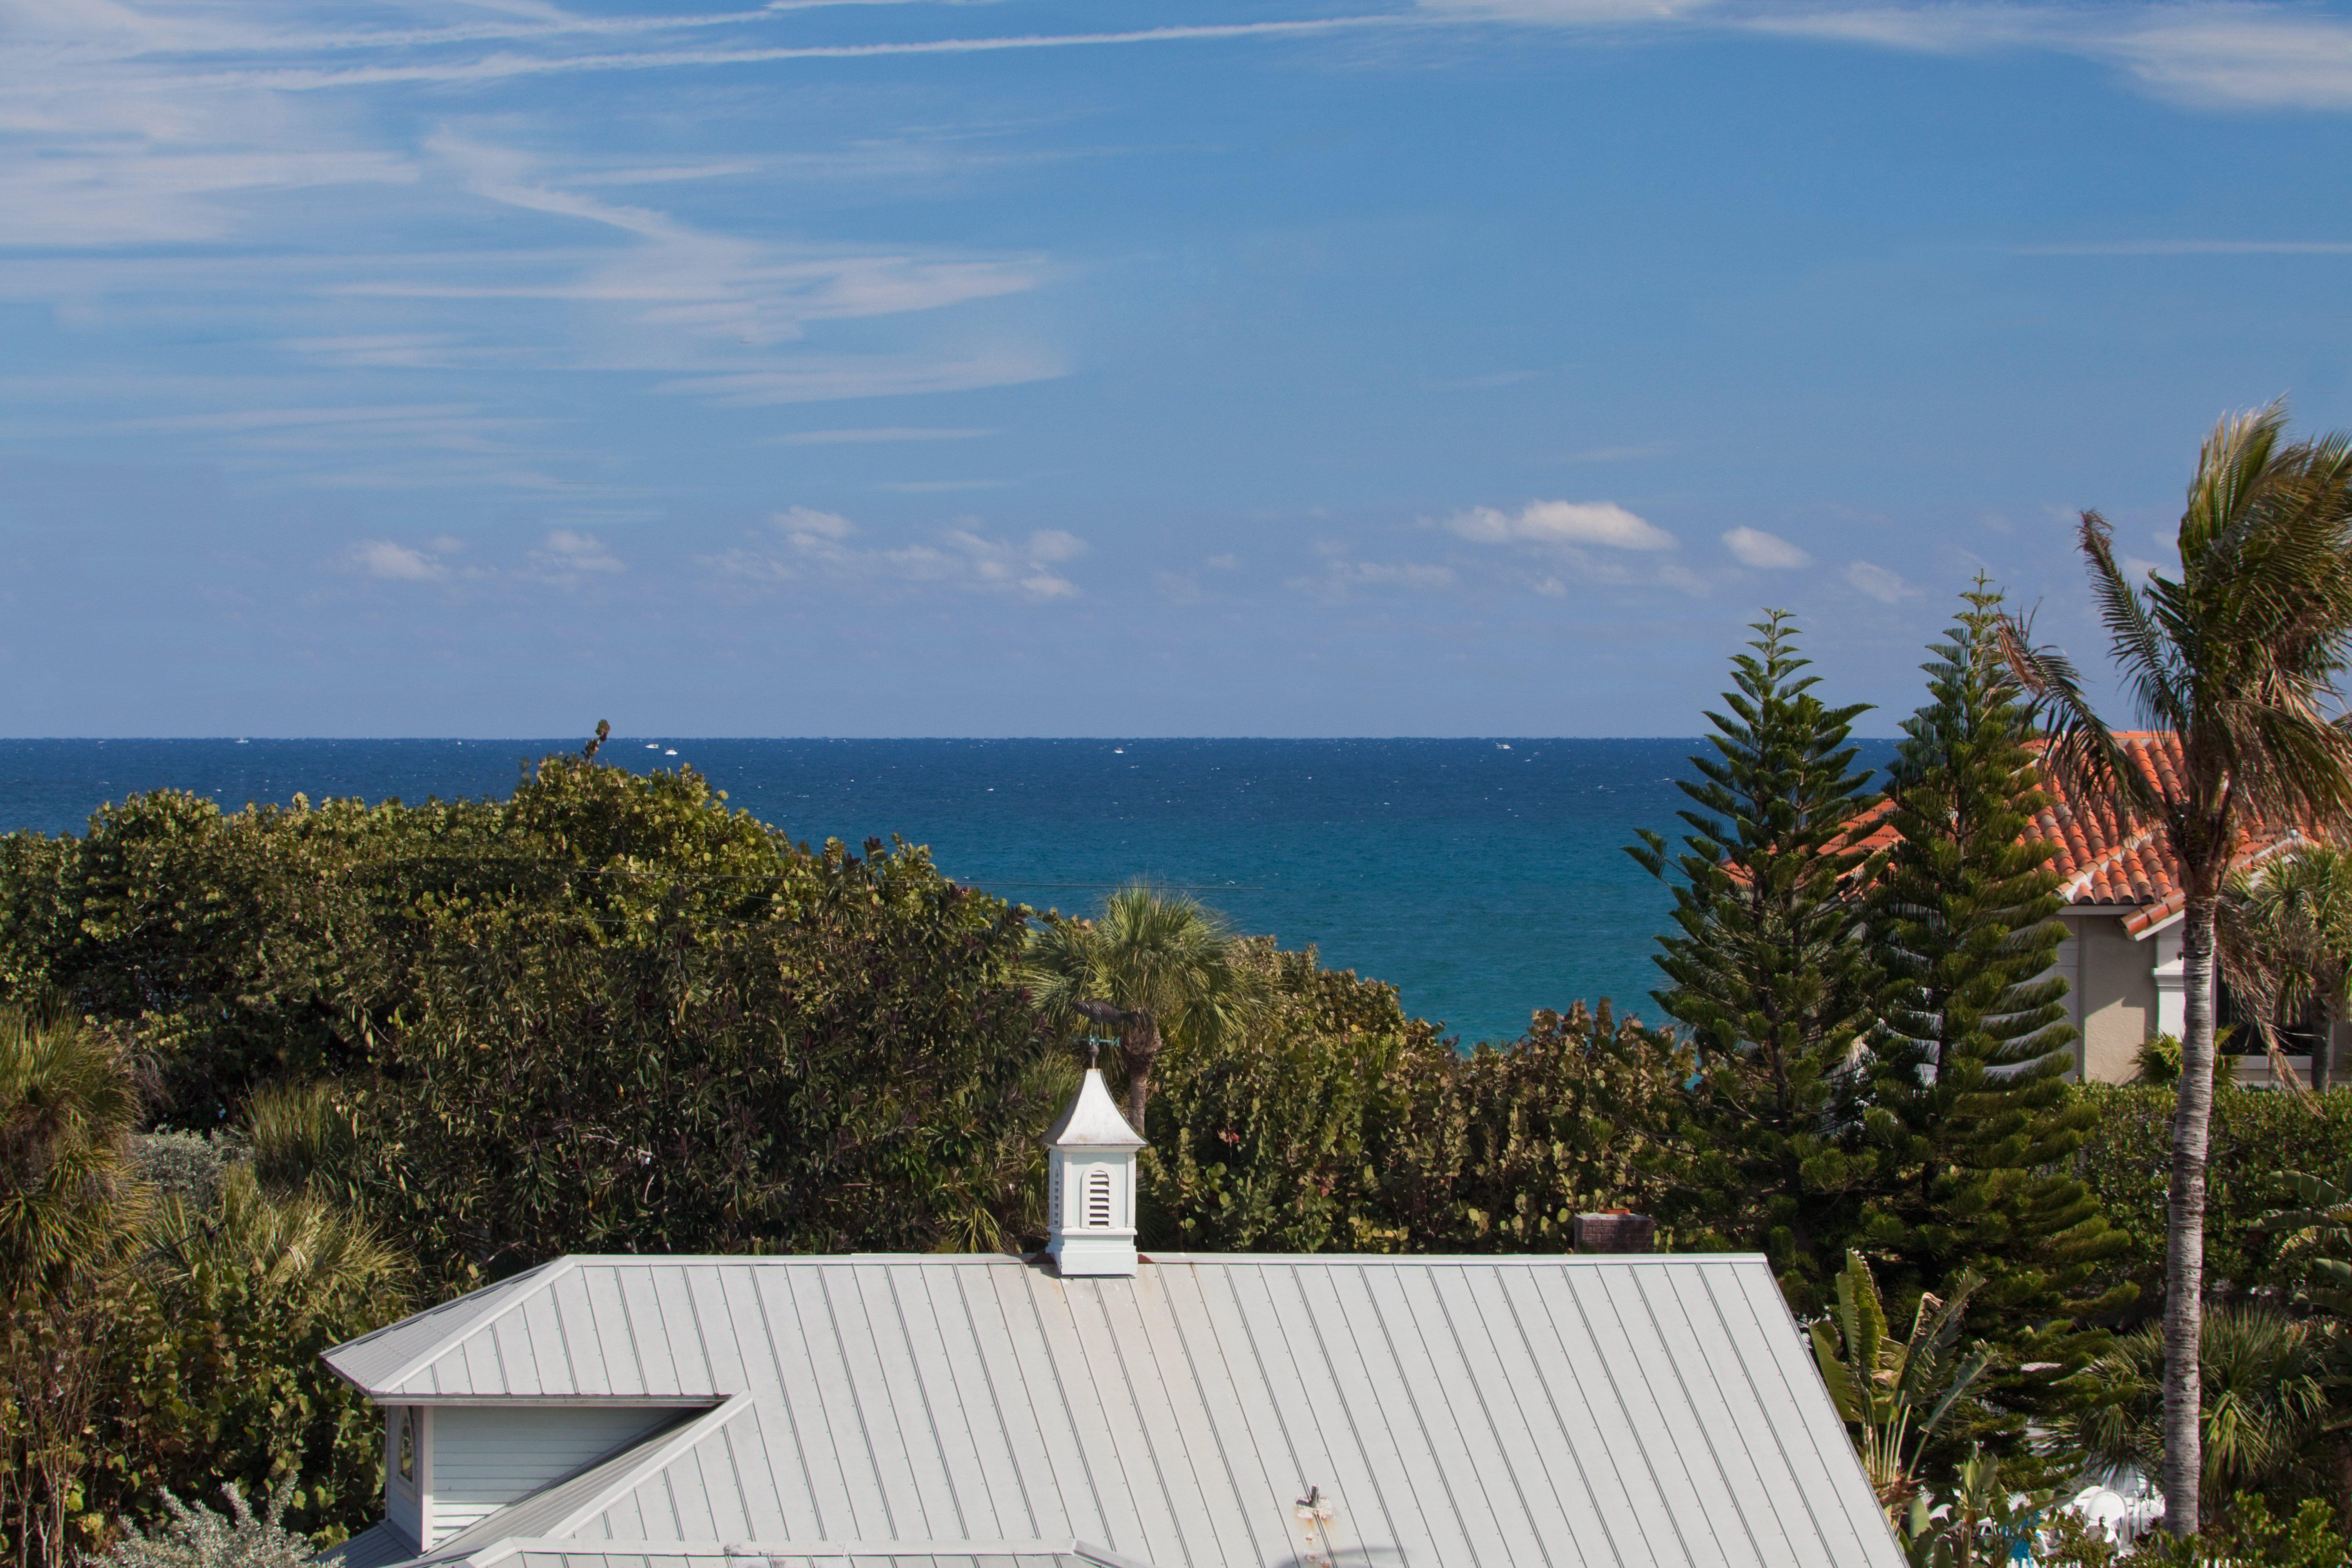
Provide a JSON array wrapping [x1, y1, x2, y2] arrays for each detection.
[[1573, 1210, 1656, 1253], [1043, 1067, 1146, 1277]]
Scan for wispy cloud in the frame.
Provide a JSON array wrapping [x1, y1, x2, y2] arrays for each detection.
[[527, 528, 626, 586], [198, 18, 1398, 93], [347, 539, 448, 582], [771, 427, 998, 445], [702, 507, 1086, 599], [2014, 240, 2352, 255], [1846, 559, 1918, 603], [1723, 526, 1810, 568], [659, 352, 1064, 405], [1287, 557, 1461, 600], [1424, 1, 2352, 113]]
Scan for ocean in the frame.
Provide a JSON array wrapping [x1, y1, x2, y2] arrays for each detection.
[[0, 737, 1893, 1044]]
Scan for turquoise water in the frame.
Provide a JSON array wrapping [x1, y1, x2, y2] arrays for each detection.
[[0, 737, 1892, 1044]]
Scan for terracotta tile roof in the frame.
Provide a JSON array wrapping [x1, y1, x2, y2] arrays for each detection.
[[1844, 732, 2299, 935]]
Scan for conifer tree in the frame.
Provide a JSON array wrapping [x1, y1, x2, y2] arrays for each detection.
[[1861, 583, 2130, 1417], [1631, 611, 1880, 1314]]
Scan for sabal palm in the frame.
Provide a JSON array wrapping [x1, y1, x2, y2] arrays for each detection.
[[2219, 847, 2352, 1091], [2005, 402, 2352, 1533], [2060, 1303, 2341, 1512], [1024, 883, 1264, 1133], [0, 1009, 147, 1303], [151, 1162, 410, 1330]]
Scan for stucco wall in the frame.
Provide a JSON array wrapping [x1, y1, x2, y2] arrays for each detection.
[[2058, 909, 2157, 1083]]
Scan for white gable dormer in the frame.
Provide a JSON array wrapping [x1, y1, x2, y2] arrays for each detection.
[[379, 1402, 681, 1548], [1044, 1067, 1145, 1277]]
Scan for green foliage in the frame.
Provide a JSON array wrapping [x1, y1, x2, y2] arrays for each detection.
[[2073, 1082, 2352, 1308], [131, 1132, 232, 1210], [98, 1167, 410, 1546], [1, 1008, 156, 1568], [1861, 584, 2131, 1413], [98, 1477, 312, 1568], [1141, 940, 1419, 1253], [1025, 883, 1269, 1135], [2134, 1035, 2241, 1089], [360, 766, 1056, 1283], [1898, 1446, 2060, 1568], [2258, 1172, 2352, 1316], [0, 1009, 149, 1300], [2220, 849, 2352, 1089], [2111, 1496, 2350, 1568], [1365, 1000, 1694, 1251], [2061, 1304, 2345, 1519], [1630, 610, 1881, 1312], [1140, 946, 1694, 1256], [1811, 1250, 1990, 1513]]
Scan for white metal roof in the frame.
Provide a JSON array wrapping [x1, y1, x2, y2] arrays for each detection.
[[324, 1252, 1901, 1568]]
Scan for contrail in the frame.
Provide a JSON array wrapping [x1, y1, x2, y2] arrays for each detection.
[[202, 16, 1400, 91]]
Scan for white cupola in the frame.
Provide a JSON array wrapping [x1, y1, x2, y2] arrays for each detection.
[[1043, 1065, 1146, 1277]]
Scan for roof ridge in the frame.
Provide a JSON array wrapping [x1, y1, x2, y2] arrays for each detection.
[[446, 1539, 1120, 1556], [373, 1257, 581, 1396]]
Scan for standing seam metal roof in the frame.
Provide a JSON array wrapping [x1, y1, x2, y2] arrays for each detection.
[[325, 1253, 1901, 1568]]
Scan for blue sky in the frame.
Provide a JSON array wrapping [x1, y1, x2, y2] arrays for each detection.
[[6, 0, 2352, 737]]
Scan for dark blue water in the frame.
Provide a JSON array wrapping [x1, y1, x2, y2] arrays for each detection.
[[0, 737, 1889, 1044]]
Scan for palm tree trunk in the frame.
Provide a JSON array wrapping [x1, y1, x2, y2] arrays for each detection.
[[1119, 1013, 1163, 1136], [2163, 893, 2220, 1535]]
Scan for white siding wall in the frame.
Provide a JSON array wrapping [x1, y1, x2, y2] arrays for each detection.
[[384, 1408, 422, 1548], [422, 1406, 672, 1543]]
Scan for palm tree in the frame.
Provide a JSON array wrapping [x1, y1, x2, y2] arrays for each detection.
[[0, 1009, 147, 1301], [2220, 847, 2352, 1091], [2004, 402, 2352, 1534], [2059, 1303, 2343, 1516], [1023, 883, 1265, 1134], [0, 1009, 149, 1568]]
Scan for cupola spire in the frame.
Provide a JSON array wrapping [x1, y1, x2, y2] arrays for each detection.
[[1044, 1059, 1145, 1277]]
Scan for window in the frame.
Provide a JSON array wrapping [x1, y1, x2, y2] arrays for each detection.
[[1085, 1168, 1113, 1229], [397, 1408, 416, 1485]]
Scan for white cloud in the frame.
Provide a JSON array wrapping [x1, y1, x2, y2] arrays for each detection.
[[1723, 526, 1811, 569], [1657, 562, 1710, 596], [347, 539, 445, 582], [527, 529, 625, 585], [1287, 558, 1460, 600], [1845, 559, 1918, 603], [1443, 499, 1677, 551], [1027, 529, 1087, 564], [776, 506, 855, 541], [658, 352, 1064, 406], [711, 511, 1085, 600], [1421, 1, 2352, 114]]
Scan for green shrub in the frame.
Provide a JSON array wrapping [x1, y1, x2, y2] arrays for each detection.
[[2072, 1082, 2352, 1310]]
